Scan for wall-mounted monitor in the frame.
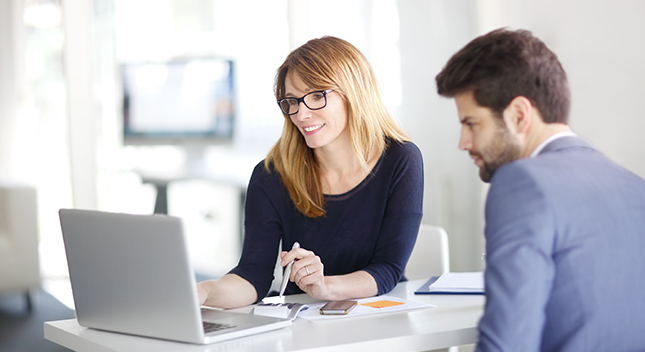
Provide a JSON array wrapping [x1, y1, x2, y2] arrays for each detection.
[[121, 58, 235, 148]]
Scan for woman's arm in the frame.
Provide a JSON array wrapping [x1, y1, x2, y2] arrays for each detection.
[[220, 162, 283, 303], [197, 274, 258, 309], [362, 142, 424, 294]]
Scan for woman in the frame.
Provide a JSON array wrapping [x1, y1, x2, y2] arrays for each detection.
[[198, 36, 423, 308]]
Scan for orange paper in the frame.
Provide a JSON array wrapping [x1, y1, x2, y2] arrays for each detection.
[[361, 300, 404, 308]]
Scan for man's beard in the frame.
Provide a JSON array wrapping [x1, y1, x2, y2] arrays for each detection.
[[473, 125, 522, 183]]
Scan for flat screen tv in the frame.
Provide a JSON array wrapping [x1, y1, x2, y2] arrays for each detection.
[[121, 58, 235, 148]]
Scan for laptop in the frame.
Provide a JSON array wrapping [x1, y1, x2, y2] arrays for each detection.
[[58, 208, 292, 344]]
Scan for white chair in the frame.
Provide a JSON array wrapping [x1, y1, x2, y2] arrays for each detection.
[[0, 179, 41, 311], [406, 225, 458, 352], [405, 224, 450, 280]]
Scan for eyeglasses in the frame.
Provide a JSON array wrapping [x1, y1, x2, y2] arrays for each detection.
[[277, 89, 333, 116]]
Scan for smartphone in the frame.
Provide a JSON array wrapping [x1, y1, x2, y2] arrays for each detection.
[[319, 300, 358, 315]]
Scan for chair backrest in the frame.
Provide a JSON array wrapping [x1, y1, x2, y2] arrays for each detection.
[[0, 179, 41, 294], [405, 224, 450, 280]]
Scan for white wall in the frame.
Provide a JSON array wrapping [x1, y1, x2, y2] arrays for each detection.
[[396, 0, 486, 272], [3, 0, 645, 275], [501, 0, 645, 178], [63, 0, 98, 210], [396, 0, 645, 272], [0, 0, 26, 178]]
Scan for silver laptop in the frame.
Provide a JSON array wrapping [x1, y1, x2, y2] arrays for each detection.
[[58, 208, 291, 344]]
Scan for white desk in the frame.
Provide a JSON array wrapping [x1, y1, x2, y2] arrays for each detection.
[[45, 279, 484, 352]]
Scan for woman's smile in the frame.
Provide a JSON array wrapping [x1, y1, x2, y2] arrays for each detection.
[[303, 123, 325, 134]]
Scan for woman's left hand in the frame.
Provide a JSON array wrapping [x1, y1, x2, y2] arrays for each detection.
[[279, 246, 328, 299]]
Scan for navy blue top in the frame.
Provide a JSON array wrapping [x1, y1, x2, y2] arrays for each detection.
[[229, 141, 424, 301]]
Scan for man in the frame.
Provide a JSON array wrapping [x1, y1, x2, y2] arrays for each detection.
[[436, 28, 645, 351]]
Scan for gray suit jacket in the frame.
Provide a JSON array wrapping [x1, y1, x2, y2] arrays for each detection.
[[476, 136, 645, 352]]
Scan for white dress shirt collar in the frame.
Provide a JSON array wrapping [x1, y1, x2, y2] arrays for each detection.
[[530, 131, 577, 158]]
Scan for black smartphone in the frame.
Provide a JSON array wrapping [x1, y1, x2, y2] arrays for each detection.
[[319, 300, 358, 315]]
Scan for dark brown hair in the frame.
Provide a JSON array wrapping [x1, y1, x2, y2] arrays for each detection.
[[436, 28, 570, 124]]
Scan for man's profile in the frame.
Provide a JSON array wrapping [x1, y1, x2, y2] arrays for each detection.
[[436, 28, 645, 352]]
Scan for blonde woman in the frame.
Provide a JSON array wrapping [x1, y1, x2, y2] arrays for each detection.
[[198, 36, 423, 309]]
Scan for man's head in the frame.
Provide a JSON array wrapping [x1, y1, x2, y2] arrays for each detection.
[[436, 28, 570, 123], [452, 90, 523, 182], [436, 28, 571, 182]]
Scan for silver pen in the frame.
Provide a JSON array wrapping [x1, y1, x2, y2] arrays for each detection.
[[279, 242, 300, 297]]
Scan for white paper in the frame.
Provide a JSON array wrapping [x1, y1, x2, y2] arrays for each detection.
[[297, 295, 434, 321], [253, 302, 308, 320], [429, 272, 484, 292]]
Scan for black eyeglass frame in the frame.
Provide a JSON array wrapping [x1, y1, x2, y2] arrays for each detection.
[[276, 89, 334, 116]]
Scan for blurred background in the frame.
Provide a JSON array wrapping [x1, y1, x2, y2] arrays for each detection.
[[1, 0, 645, 308]]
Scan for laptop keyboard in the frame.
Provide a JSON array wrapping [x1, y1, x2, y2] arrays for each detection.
[[203, 321, 236, 333]]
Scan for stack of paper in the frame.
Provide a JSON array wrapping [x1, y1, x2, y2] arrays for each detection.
[[297, 295, 434, 320], [253, 303, 309, 320], [415, 272, 484, 295], [429, 272, 484, 293]]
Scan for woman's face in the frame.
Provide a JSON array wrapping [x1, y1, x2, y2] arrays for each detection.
[[284, 71, 350, 151]]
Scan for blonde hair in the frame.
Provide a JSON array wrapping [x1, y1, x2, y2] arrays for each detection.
[[266, 36, 409, 218]]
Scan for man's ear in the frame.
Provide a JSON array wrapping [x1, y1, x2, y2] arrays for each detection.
[[503, 96, 534, 134]]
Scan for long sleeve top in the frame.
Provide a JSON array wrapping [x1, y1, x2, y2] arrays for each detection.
[[228, 140, 424, 301]]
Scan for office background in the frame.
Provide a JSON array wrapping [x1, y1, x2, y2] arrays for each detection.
[[1, 0, 644, 290]]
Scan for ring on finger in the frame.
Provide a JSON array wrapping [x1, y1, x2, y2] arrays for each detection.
[[305, 266, 310, 275]]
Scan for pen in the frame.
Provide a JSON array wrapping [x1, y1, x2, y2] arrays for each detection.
[[279, 242, 300, 297]]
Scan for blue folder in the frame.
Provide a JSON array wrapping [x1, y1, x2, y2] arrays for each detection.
[[414, 276, 485, 295]]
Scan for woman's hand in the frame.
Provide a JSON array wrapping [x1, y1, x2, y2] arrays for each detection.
[[280, 246, 329, 299], [196, 274, 257, 309], [280, 246, 378, 301], [197, 282, 208, 305]]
